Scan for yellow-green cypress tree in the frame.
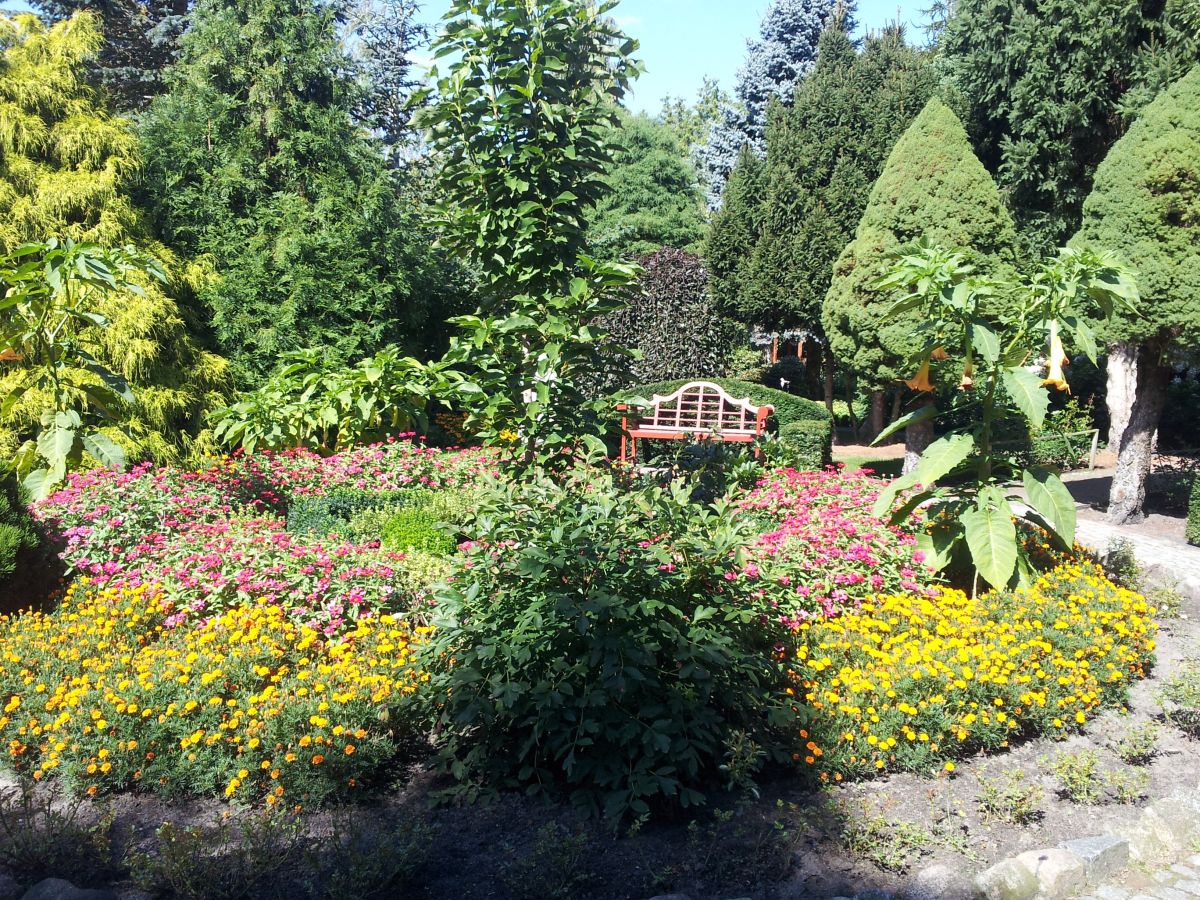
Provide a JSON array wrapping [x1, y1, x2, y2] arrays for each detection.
[[0, 12, 230, 465]]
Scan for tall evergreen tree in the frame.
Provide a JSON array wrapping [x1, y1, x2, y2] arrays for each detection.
[[822, 98, 1018, 449], [139, 0, 456, 385], [737, 20, 935, 333], [695, 0, 845, 206], [705, 145, 767, 323], [587, 112, 708, 261], [943, 0, 1199, 251], [0, 12, 229, 465], [1074, 66, 1200, 525], [28, 0, 189, 112]]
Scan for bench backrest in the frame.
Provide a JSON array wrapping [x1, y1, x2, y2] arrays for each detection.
[[630, 381, 772, 436]]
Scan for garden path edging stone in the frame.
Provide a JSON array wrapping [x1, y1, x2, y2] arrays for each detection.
[[971, 785, 1200, 900]]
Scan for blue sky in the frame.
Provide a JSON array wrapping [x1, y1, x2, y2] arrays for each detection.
[[3, 0, 929, 115]]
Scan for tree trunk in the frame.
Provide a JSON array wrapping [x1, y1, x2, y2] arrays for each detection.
[[1108, 345, 1171, 524], [824, 351, 835, 417], [903, 398, 936, 475], [1106, 342, 1138, 451], [889, 390, 903, 439], [845, 373, 860, 438], [866, 391, 886, 443]]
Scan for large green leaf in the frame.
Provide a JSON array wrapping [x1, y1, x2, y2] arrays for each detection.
[[961, 488, 1018, 589], [81, 432, 126, 469], [1022, 467, 1077, 547], [969, 319, 1000, 363], [872, 403, 939, 446], [1001, 367, 1049, 429], [912, 432, 976, 486]]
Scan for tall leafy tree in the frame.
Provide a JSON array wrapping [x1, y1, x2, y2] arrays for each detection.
[[587, 112, 707, 261], [735, 20, 935, 333], [139, 0, 455, 385], [822, 97, 1018, 454], [0, 12, 230, 466], [1074, 66, 1200, 525], [420, 0, 641, 472], [696, 0, 845, 206], [28, 0, 189, 112], [943, 0, 1199, 251]]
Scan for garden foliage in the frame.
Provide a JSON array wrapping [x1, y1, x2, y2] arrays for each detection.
[[421, 0, 642, 473], [822, 98, 1019, 393], [712, 19, 935, 331], [139, 0, 456, 384], [596, 250, 738, 393], [588, 114, 708, 261], [0, 13, 231, 468], [1188, 477, 1200, 547], [872, 244, 1137, 589], [0, 478, 39, 592], [625, 378, 830, 432], [426, 465, 787, 818], [697, 0, 842, 205], [943, 0, 1200, 249], [1074, 65, 1200, 524]]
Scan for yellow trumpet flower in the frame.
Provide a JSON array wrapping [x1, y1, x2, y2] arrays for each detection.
[[930, 347, 949, 361], [1043, 321, 1071, 393], [904, 358, 935, 393]]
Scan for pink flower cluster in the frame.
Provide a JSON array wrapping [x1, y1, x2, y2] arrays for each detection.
[[733, 467, 939, 627], [34, 440, 491, 633]]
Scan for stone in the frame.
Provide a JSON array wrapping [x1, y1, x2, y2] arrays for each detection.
[[1014, 849, 1086, 899], [20, 881, 117, 900], [648, 896, 693, 900], [857, 891, 894, 900], [1148, 796, 1200, 845], [0, 874, 19, 900], [1191, 856, 1200, 869], [1116, 810, 1178, 862], [975, 859, 1039, 900], [1174, 867, 1200, 879], [1060, 836, 1130, 884], [1093, 888, 1131, 900], [900, 863, 981, 900], [1174, 884, 1200, 898], [1152, 888, 1190, 900]]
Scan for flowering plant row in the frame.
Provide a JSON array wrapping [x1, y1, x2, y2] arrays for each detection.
[[788, 563, 1157, 782], [736, 467, 938, 625], [0, 581, 429, 808], [32, 441, 490, 631]]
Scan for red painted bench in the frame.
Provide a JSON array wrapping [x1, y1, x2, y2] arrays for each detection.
[[617, 381, 774, 463]]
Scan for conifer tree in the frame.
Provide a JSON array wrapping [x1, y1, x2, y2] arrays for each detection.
[[822, 98, 1018, 450], [740, 21, 934, 333], [139, 0, 456, 385], [587, 113, 708, 261], [0, 12, 229, 465], [1075, 65, 1200, 524], [943, 0, 1199, 250], [696, 0, 844, 206], [705, 146, 767, 322], [28, 0, 189, 111]]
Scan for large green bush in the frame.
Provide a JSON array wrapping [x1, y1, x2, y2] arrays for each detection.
[[425, 466, 786, 818], [0, 481, 38, 587], [623, 378, 831, 431], [779, 420, 833, 471]]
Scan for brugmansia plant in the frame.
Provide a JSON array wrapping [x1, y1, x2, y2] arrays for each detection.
[[0, 239, 165, 499], [211, 347, 467, 454], [420, 0, 642, 474], [872, 243, 1138, 590]]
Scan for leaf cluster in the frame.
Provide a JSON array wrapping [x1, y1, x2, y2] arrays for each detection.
[[425, 464, 788, 820]]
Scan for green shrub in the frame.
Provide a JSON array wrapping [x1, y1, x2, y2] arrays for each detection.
[[621, 378, 831, 431], [380, 507, 456, 556], [425, 465, 786, 819], [0, 480, 40, 591], [1187, 477, 1200, 547], [286, 490, 416, 538], [779, 420, 832, 471]]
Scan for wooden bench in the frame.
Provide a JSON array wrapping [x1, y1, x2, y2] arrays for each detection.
[[617, 381, 774, 464]]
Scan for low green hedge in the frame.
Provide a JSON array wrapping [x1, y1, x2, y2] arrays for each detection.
[[780, 419, 833, 471], [621, 378, 831, 429], [286, 489, 416, 538]]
